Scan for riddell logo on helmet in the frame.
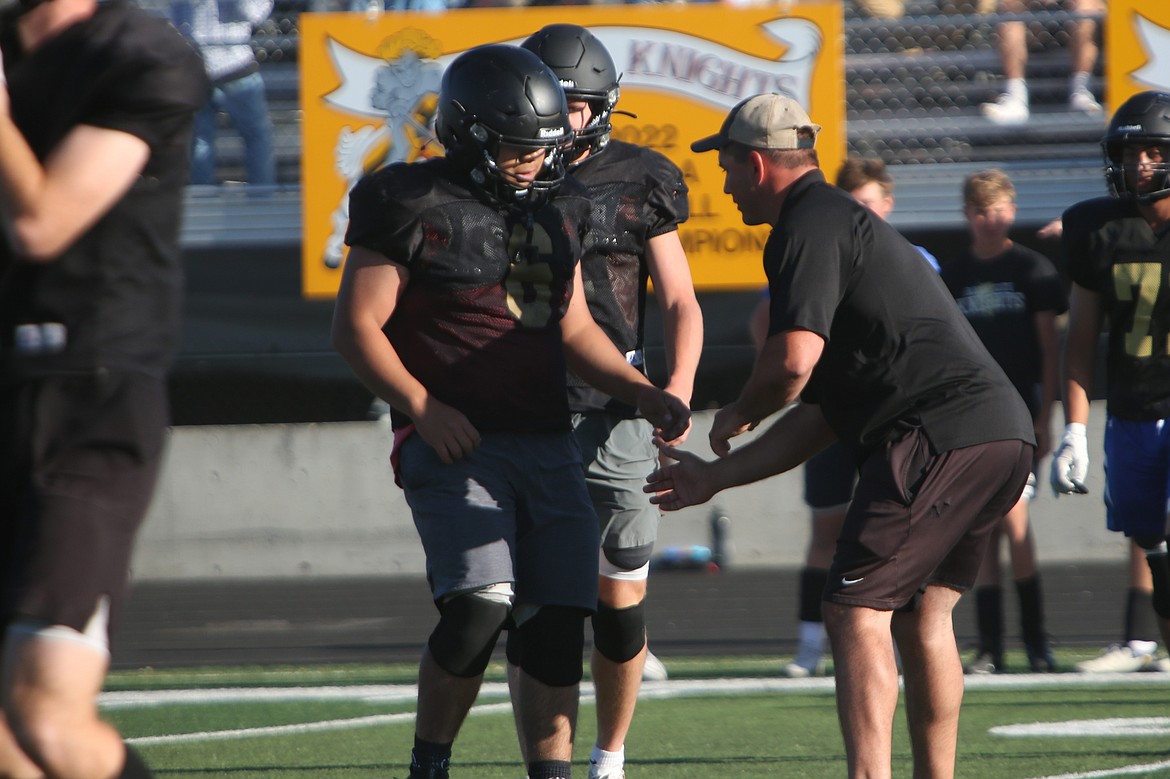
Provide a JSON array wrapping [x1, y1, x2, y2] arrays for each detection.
[[538, 127, 566, 138], [559, 79, 577, 89], [1118, 124, 1144, 132]]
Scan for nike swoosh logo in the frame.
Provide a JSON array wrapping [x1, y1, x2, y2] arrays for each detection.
[[840, 576, 865, 586]]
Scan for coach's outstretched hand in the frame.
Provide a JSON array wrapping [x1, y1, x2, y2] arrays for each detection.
[[645, 439, 717, 511]]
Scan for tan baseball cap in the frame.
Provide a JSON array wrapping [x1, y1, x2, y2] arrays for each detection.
[[691, 93, 822, 153]]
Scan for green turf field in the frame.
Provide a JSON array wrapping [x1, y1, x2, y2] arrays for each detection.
[[104, 654, 1170, 778]]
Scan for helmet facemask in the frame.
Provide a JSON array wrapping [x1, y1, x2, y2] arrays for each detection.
[[436, 44, 574, 212]]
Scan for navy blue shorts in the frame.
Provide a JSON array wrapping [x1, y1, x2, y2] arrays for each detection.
[[1104, 416, 1170, 539], [803, 442, 857, 510]]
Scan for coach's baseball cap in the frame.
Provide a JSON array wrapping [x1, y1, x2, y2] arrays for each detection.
[[691, 93, 821, 153]]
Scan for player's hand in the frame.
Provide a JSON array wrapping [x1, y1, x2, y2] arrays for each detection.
[[1050, 422, 1089, 495], [413, 397, 480, 464], [644, 440, 716, 511], [709, 401, 754, 458], [636, 386, 691, 445]]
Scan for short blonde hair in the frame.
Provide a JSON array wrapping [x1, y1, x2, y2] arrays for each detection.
[[963, 168, 1016, 210]]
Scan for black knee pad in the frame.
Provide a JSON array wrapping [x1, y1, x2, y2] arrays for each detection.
[[427, 592, 509, 678], [1140, 539, 1170, 619], [514, 605, 588, 687], [603, 543, 653, 572], [591, 601, 646, 663]]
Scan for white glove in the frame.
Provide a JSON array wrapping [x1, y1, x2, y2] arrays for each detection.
[[1050, 422, 1089, 495]]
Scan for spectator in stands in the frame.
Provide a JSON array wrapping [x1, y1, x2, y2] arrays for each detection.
[[981, 0, 1104, 125], [171, 0, 278, 185], [943, 169, 1066, 674]]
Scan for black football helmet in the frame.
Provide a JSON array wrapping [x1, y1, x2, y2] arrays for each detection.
[[436, 44, 572, 209], [522, 24, 620, 162], [1103, 90, 1170, 204]]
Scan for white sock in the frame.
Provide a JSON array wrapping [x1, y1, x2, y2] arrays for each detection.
[[1069, 71, 1091, 95], [590, 745, 624, 775], [1004, 78, 1028, 104], [798, 620, 826, 651]]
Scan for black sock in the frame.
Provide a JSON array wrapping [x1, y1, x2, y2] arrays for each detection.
[[798, 567, 829, 623], [411, 736, 452, 773], [1125, 587, 1157, 644], [528, 759, 572, 778], [1016, 575, 1048, 652], [119, 746, 155, 779], [973, 585, 1004, 661]]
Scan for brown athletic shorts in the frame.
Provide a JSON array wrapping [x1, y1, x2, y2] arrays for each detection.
[[825, 428, 1032, 612], [0, 373, 168, 636]]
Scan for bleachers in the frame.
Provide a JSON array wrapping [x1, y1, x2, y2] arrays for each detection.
[[186, 0, 1108, 245]]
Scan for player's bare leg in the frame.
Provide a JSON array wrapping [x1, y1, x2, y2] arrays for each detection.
[[415, 648, 483, 744], [0, 711, 42, 779], [514, 670, 578, 765], [592, 576, 648, 752], [891, 585, 964, 779], [2, 630, 126, 779], [824, 602, 898, 779]]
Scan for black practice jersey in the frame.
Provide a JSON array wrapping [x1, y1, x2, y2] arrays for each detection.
[[942, 244, 1067, 413], [345, 158, 593, 434], [765, 170, 1034, 461], [565, 140, 689, 415], [0, 0, 207, 381], [1063, 196, 1170, 420]]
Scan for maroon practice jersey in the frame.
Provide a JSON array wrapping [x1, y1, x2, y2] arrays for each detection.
[[346, 158, 593, 433]]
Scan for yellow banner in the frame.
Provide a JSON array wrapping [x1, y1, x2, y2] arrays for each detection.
[[1107, 0, 1170, 110], [299, 3, 845, 298]]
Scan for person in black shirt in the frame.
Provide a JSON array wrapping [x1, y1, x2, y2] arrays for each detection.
[[943, 168, 1068, 675], [1053, 89, 1170, 668], [518, 25, 703, 779], [648, 93, 1035, 778], [0, 1, 207, 777], [332, 44, 689, 779]]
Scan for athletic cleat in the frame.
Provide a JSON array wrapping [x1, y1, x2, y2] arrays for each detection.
[[642, 650, 668, 681], [782, 657, 825, 678], [1069, 88, 1102, 114], [981, 92, 1029, 125], [1027, 649, 1057, 673], [1075, 641, 1156, 673], [964, 651, 1001, 675]]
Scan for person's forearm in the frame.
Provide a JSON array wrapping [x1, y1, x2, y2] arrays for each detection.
[[0, 111, 46, 235], [710, 403, 834, 489], [660, 301, 703, 405]]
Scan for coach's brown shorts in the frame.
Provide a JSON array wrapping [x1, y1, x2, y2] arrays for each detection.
[[1, 373, 168, 637], [825, 428, 1032, 612]]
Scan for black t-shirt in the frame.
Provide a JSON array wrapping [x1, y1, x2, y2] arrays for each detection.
[[565, 140, 689, 415], [764, 170, 1034, 461], [0, 0, 207, 381], [345, 158, 593, 434], [1063, 196, 1170, 420], [941, 243, 1068, 414]]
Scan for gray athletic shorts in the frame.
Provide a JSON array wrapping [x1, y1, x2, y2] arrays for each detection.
[[826, 428, 1032, 611], [571, 413, 659, 555], [397, 431, 598, 613], [1, 373, 168, 636]]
